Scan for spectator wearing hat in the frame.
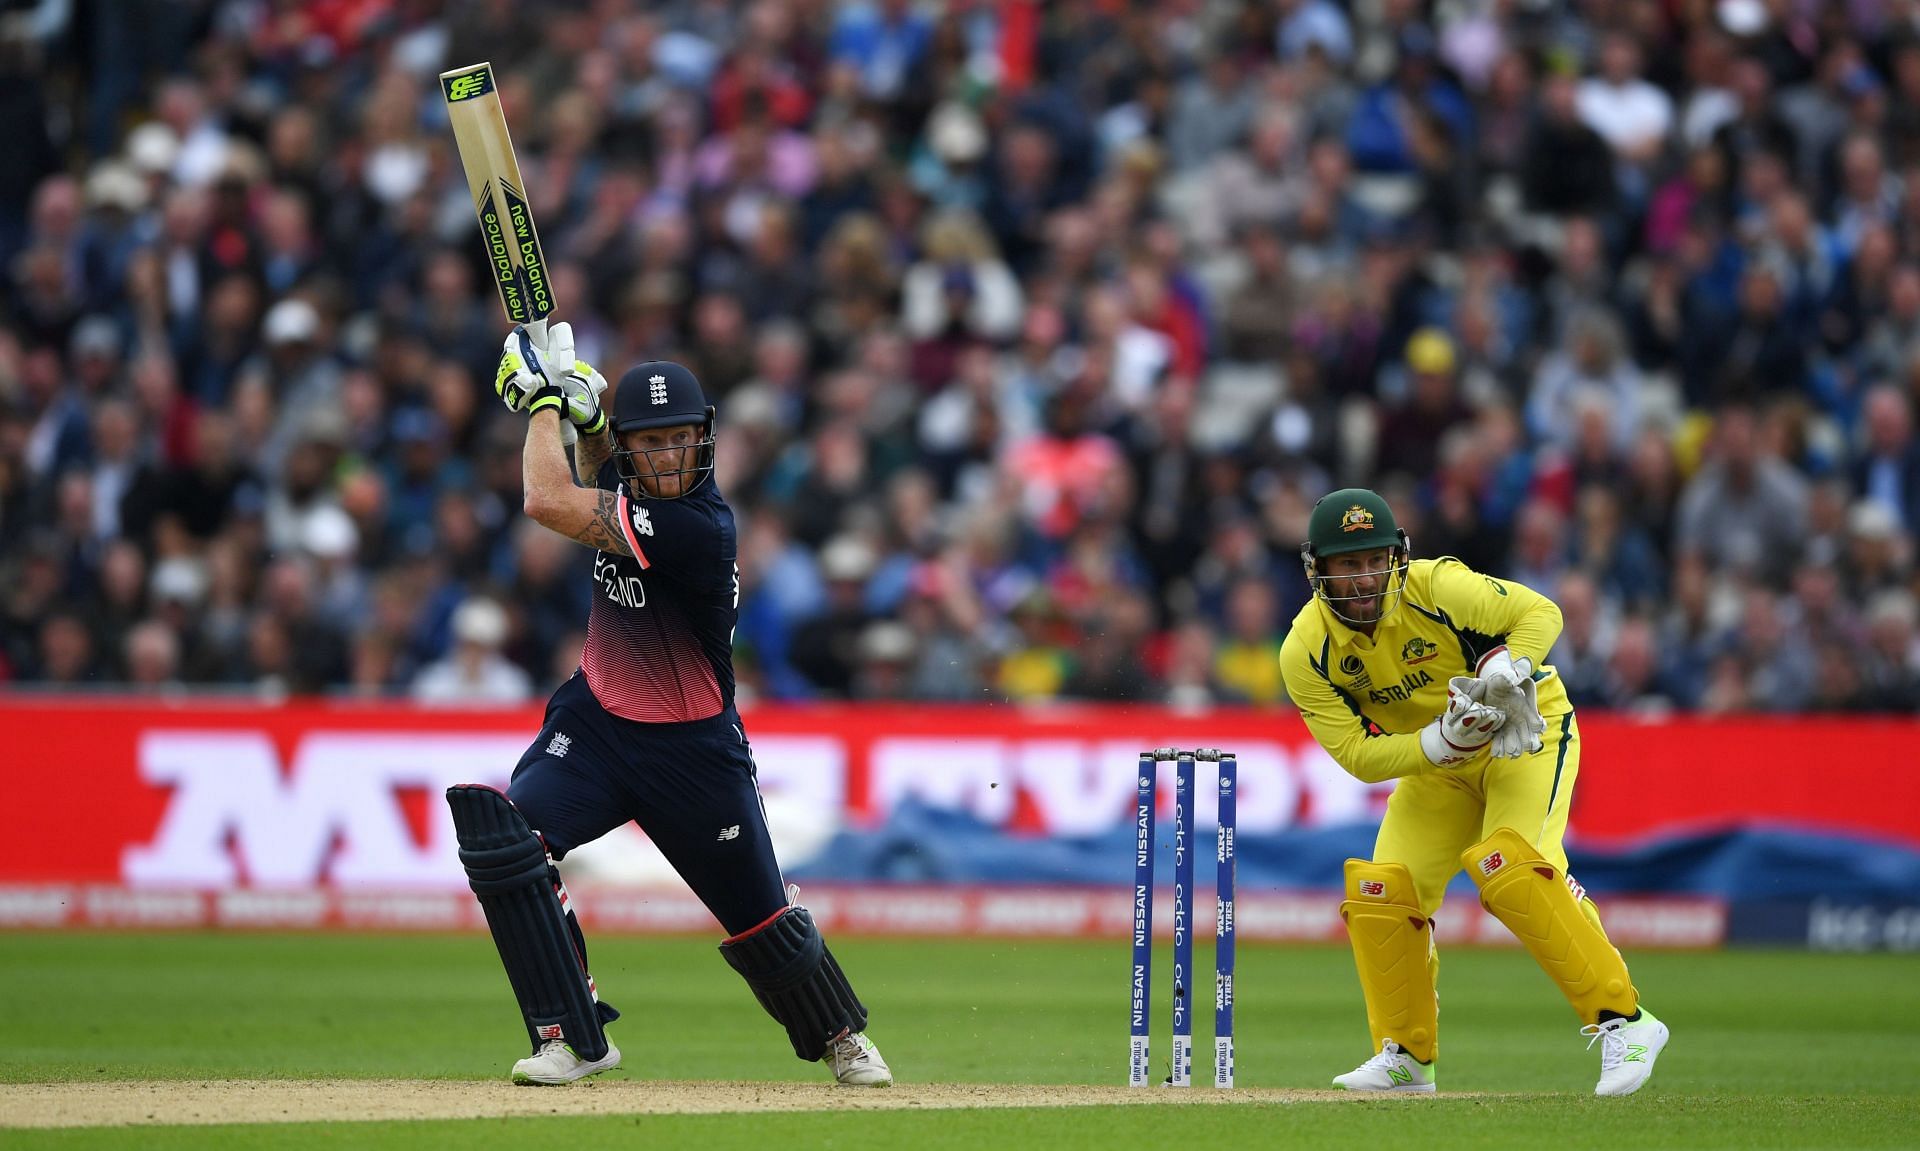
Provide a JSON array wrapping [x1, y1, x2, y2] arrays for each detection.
[[1843, 500, 1912, 601], [910, 102, 989, 212], [1375, 327, 1473, 484], [412, 596, 532, 705], [902, 209, 1023, 347], [789, 533, 879, 698], [79, 162, 149, 311], [850, 619, 917, 699], [1675, 405, 1811, 587], [1860, 590, 1920, 710], [299, 503, 368, 633]]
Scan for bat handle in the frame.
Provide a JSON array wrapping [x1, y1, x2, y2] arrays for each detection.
[[525, 318, 548, 352]]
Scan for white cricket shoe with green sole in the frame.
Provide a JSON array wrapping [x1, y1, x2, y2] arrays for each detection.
[[1585, 1008, 1669, 1096], [825, 1031, 893, 1086], [1333, 1039, 1436, 1092], [512, 1038, 622, 1085]]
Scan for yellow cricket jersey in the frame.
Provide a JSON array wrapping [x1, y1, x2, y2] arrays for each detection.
[[1278, 557, 1570, 784]]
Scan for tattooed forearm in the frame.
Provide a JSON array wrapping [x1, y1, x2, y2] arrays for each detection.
[[573, 426, 613, 485], [523, 413, 634, 557], [573, 491, 635, 557]]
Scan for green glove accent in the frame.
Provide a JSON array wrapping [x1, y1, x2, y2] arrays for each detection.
[[526, 384, 568, 416]]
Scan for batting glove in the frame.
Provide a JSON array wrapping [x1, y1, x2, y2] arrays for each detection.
[[1419, 676, 1507, 767], [495, 326, 555, 414], [1476, 647, 1546, 758], [545, 321, 608, 438]]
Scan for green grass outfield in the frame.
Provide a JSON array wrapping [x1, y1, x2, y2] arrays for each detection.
[[2, 932, 1916, 1148]]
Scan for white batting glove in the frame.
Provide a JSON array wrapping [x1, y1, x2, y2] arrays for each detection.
[[544, 321, 609, 441], [1419, 676, 1506, 767], [494, 326, 550, 413], [1477, 647, 1546, 758]]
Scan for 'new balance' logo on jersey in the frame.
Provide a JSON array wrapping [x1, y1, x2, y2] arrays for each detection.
[[545, 732, 572, 758], [716, 825, 741, 842], [631, 507, 654, 536]]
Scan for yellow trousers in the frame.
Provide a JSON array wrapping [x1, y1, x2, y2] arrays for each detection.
[[1374, 712, 1599, 932]]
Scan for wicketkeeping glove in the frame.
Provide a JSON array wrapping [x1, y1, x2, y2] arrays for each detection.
[[544, 321, 608, 439], [495, 326, 565, 419], [1419, 676, 1507, 767], [1476, 647, 1546, 758]]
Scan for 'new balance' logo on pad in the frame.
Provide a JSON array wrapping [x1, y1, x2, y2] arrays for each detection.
[[1479, 851, 1504, 876], [1359, 880, 1386, 897]]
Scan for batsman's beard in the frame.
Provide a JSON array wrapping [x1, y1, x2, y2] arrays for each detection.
[[1317, 565, 1409, 628]]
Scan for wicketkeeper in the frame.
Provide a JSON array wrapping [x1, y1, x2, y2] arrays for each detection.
[[445, 325, 892, 1087], [1279, 487, 1669, 1096]]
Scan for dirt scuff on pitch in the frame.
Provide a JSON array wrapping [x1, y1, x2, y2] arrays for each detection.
[[2, 1080, 1354, 1127]]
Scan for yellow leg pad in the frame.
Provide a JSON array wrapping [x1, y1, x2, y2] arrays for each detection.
[[1339, 859, 1437, 1065], [1461, 828, 1637, 1023]]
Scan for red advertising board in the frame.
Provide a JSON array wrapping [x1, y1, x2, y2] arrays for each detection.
[[4, 699, 1916, 889]]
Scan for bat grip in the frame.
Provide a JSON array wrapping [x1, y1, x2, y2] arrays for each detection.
[[525, 318, 548, 352]]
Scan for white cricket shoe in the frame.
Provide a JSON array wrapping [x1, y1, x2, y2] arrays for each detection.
[[511, 1038, 622, 1085], [1332, 1039, 1436, 1092], [825, 1031, 893, 1086], [1584, 1009, 1669, 1097]]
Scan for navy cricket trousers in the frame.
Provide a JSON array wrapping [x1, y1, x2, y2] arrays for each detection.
[[508, 672, 787, 936]]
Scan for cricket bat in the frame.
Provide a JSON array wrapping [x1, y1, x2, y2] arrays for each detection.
[[441, 61, 554, 348]]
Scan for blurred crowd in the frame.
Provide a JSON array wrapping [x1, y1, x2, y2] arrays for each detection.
[[2, 0, 1918, 715]]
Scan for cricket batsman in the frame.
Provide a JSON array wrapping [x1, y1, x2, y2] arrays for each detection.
[[443, 325, 892, 1087], [1278, 488, 1669, 1096]]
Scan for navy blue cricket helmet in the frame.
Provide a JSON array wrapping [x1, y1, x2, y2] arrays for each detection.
[[610, 360, 716, 499]]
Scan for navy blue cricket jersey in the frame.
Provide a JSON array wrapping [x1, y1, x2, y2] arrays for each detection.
[[580, 464, 739, 723]]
